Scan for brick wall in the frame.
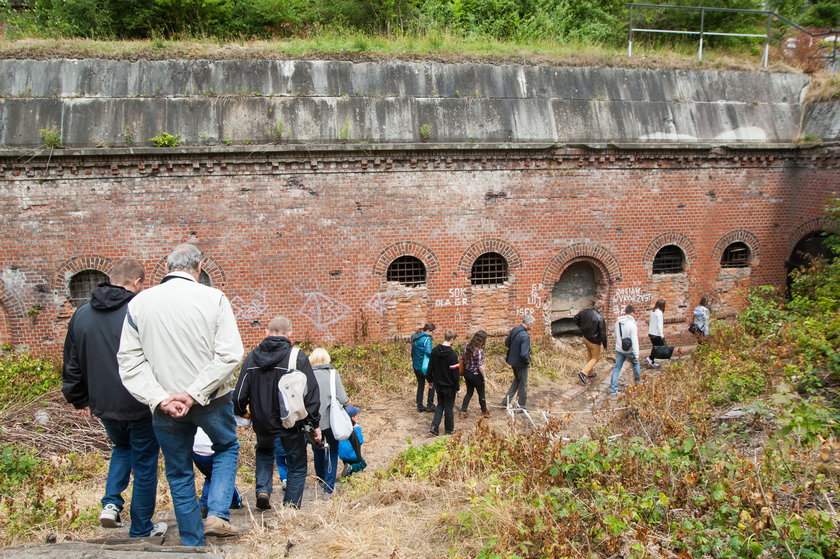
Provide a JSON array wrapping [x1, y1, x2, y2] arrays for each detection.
[[0, 145, 836, 358]]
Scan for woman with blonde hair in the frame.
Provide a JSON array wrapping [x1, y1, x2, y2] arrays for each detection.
[[309, 348, 349, 494]]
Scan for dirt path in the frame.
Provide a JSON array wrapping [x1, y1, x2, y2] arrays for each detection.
[[3, 354, 665, 557]]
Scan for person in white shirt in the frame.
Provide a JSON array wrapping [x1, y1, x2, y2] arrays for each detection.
[[646, 299, 666, 368], [609, 305, 640, 394]]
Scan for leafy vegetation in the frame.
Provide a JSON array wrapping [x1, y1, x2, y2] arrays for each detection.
[[2, 0, 836, 47], [148, 131, 181, 147], [385, 201, 840, 558], [0, 354, 60, 405], [39, 126, 62, 150]]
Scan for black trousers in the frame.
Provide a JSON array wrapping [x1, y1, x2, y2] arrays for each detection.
[[414, 369, 435, 409], [461, 374, 487, 413], [431, 388, 457, 434], [648, 334, 665, 363]]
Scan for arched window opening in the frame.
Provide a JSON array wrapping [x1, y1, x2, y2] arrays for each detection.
[[720, 242, 751, 268], [470, 252, 509, 286], [652, 245, 685, 274], [387, 256, 426, 287], [199, 270, 212, 286], [69, 269, 108, 307]]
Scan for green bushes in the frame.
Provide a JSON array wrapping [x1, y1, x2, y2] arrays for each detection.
[[0, 354, 60, 405], [9, 0, 834, 45]]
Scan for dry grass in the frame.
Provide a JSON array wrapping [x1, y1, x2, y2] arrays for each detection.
[[0, 36, 795, 74], [0, 391, 110, 456], [804, 71, 840, 103]]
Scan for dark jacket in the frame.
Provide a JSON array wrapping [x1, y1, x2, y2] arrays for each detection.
[[428, 344, 460, 390], [62, 283, 150, 422], [574, 308, 608, 348], [233, 336, 320, 436], [410, 331, 433, 371], [505, 325, 531, 367]]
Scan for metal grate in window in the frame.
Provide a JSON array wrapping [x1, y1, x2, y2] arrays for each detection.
[[652, 245, 685, 274], [720, 242, 750, 268], [387, 255, 426, 287], [470, 252, 509, 286], [69, 269, 108, 307]]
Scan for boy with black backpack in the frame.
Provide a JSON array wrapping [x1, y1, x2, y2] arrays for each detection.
[[233, 316, 321, 509]]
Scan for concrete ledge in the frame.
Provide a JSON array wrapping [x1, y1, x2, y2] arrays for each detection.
[[0, 59, 821, 148]]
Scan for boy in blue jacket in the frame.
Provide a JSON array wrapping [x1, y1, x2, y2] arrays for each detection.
[[410, 323, 436, 412]]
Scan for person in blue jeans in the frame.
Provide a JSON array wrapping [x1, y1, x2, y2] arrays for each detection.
[[274, 438, 289, 490], [193, 426, 244, 518], [610, 305, 641, 394], [309, 348, 350, 494], [62, 258, 166, 538]]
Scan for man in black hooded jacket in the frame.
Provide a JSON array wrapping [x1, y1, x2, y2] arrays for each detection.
[[62, 258, 166, 537], [233, 316, 320, 509], [428, 329, 460, 436]]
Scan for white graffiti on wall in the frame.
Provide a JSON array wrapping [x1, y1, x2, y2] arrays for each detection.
[[435, 287, 468, 308], [612, 287, 652, 316], [527, 283, 544, 306], [299, 290, 351, 330], [230, 290, 269, 321], [613, 287, 652, 305], [366, 292, 388, 316]]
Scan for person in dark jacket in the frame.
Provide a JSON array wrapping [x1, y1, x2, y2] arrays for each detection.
[[410, 323, 436, 412], [428, 329, 460, 436], [501, 315, 534, 409], [62, 258, 166, 538], [573, 300, 608, 385], [233, 316, 321, 509]]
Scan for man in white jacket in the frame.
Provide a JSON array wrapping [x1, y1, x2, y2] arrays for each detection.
[[609, 305, 641, 394], [118, 243, 244, 545]]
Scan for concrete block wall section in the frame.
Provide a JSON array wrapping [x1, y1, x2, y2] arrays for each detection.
[[0, 60, 825, 147], [0, 144, 836, 358]]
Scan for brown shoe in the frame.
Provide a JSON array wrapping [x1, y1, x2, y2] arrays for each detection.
[[204, 516, 238, 537], [256, 492, 271, 510], [481, 411, 491, 418], [459, 412, 469, 419]]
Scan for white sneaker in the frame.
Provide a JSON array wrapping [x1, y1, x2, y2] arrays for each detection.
[[150, 522, 168, 537], [99, 503, 122, 528], [646, 356, 654, 368], [281, 479, 288, 491]]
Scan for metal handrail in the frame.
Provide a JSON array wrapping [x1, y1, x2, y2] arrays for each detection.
[[627, 3, 838, 70]]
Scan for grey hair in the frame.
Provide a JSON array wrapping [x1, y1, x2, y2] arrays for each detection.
[[166, 243, 202, 273], [268, 316, 292, 335], [522, 314, 535, 325]]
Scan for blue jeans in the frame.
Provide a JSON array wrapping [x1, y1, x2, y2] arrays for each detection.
[[610, 351, 641, 393], [279, 431, 308, 508], [153, 398, 240, 547], [312, 428, 339, 493], [101, 417, 159, 538], [193, 452, 242, 509], [275, 437, 288, 481]]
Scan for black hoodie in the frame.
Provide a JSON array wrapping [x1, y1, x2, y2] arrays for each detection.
[[233, 336, 320, 436], [428, 343, 460, 390], [62, 283, 150, 421]]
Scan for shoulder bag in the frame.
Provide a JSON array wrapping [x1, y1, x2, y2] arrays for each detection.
[[329, 368, 353, 441]]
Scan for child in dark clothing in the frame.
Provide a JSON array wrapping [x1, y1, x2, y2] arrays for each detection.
[[428, 329, 460, 436]]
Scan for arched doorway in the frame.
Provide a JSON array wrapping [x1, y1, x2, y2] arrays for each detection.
[[787, 231, 832, 290], [549, 261, 604, 337]]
